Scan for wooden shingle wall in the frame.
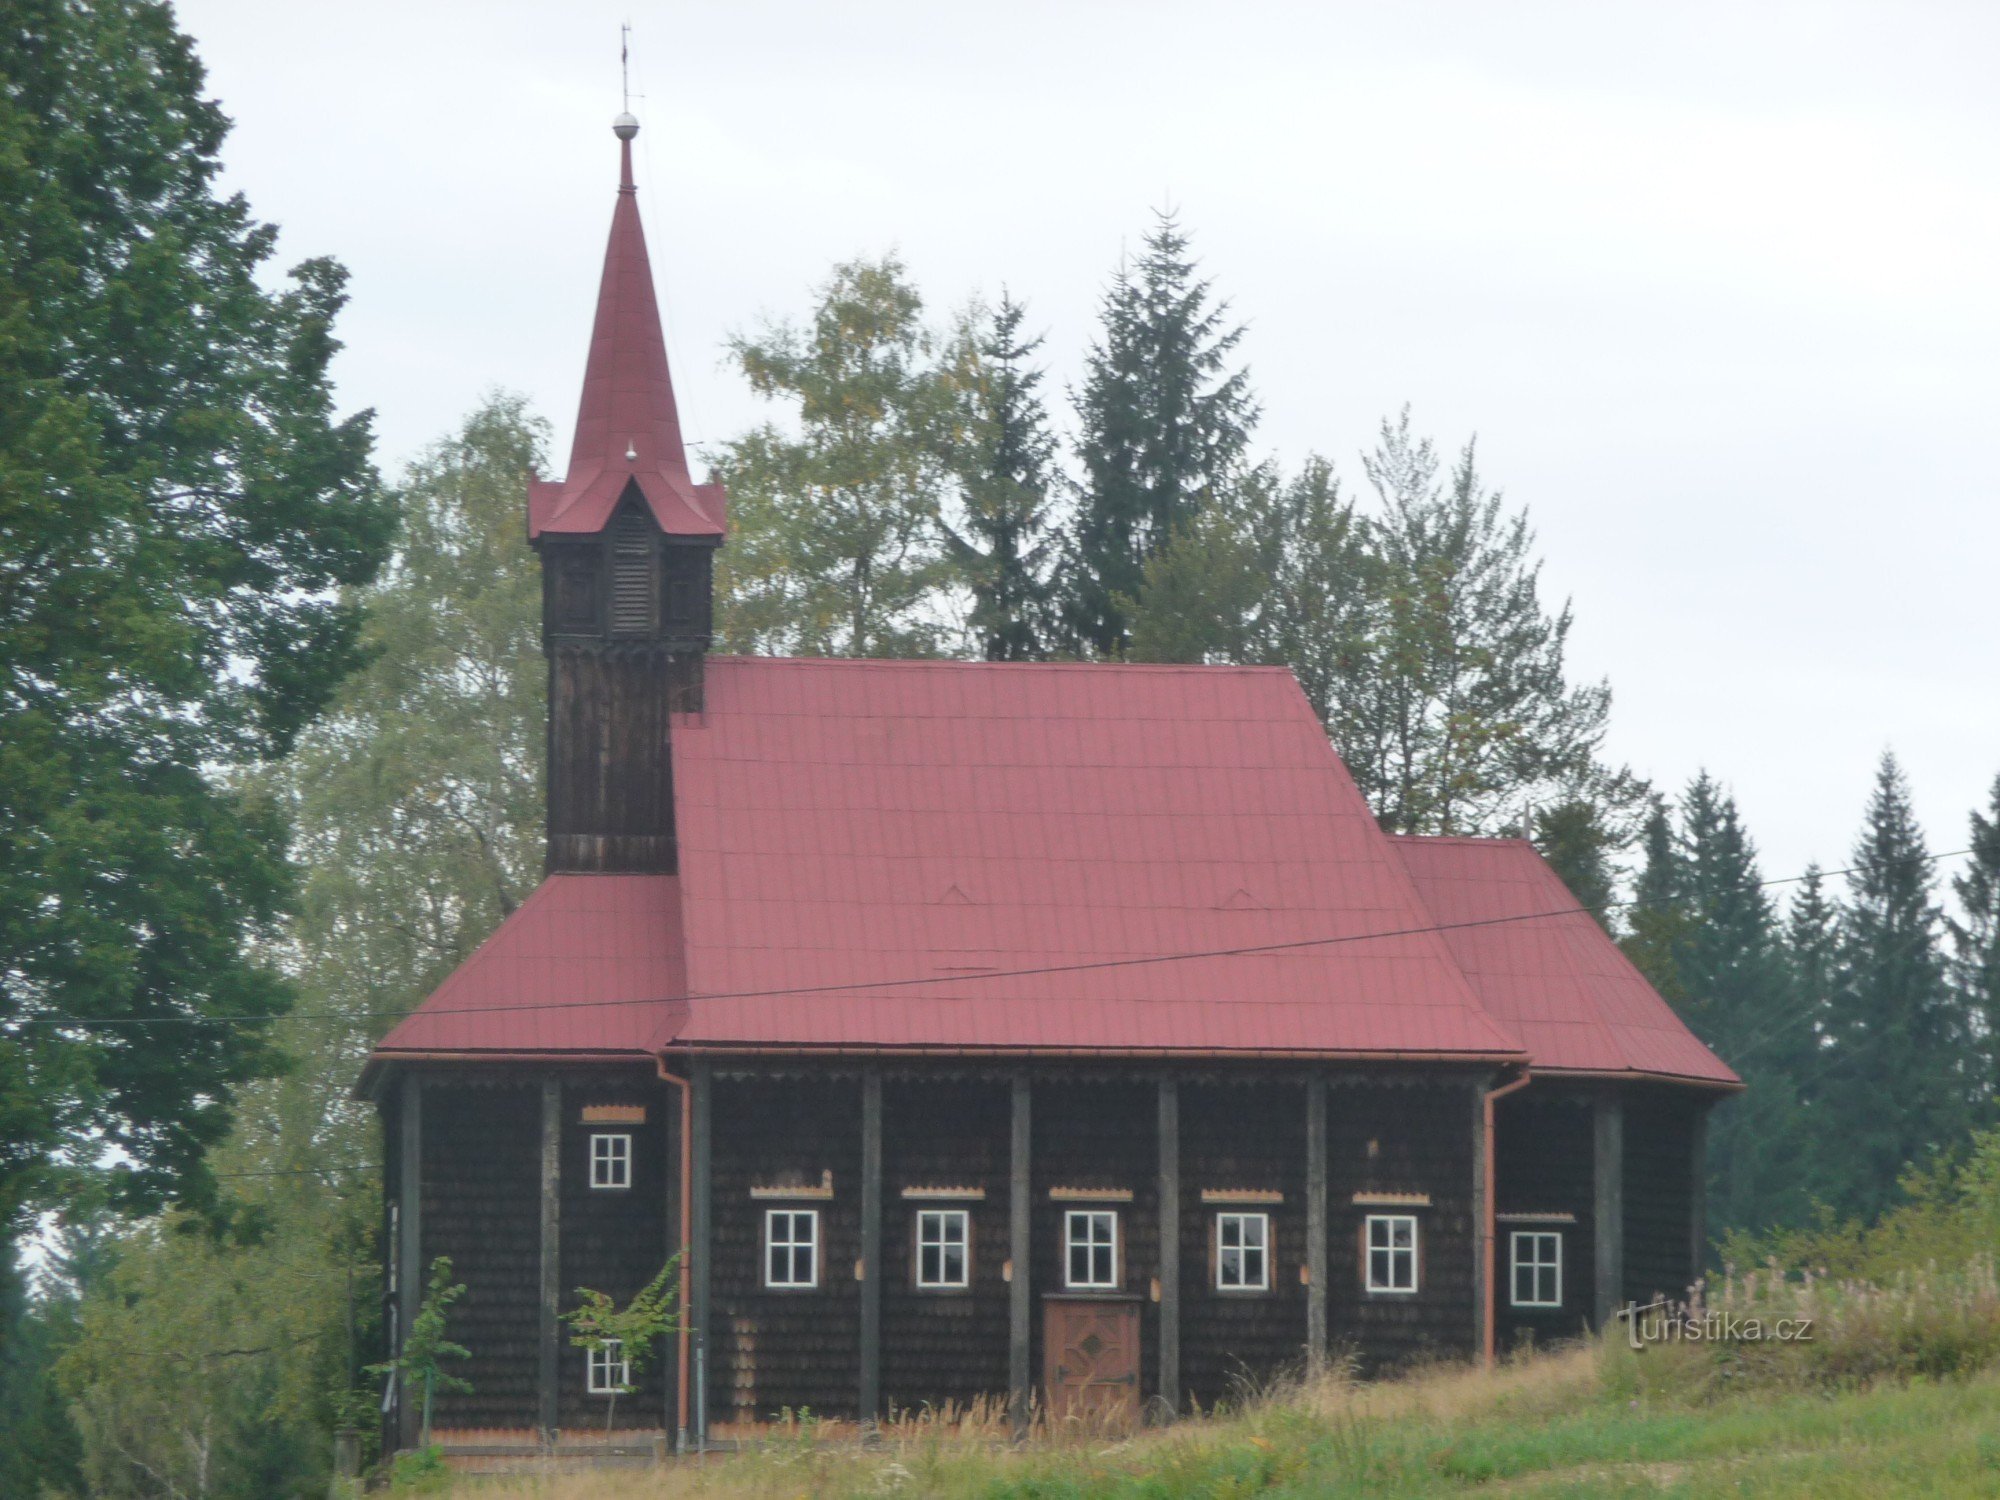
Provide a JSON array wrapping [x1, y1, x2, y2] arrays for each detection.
[[1492, 1093, 1595, 1348]]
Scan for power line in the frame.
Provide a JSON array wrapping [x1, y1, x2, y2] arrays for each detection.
[[3, 846, 1975, 1032]]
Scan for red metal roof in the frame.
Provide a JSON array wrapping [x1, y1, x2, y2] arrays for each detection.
[[373, 874, 685, 1057], [1388, 835, 1739, 1086], [658, 658, 1522, 1059], [527, 131, 725, 540]]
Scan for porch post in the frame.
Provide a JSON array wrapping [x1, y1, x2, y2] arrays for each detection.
[[1688, 1103, 1709, 1292], [1470, 1075, 1488, 1363], [396, 1073, 423, 1452], [689, 1060, 713, 1448], [1156, 1076, 1181, 1417], [1305, 1076, 1327, 1370], [1008, 1074, 1032, 1435], [538, 1079, 561, 1443], [859, 1069, 883, 1423], [1593, 1095, 1624, 1329]]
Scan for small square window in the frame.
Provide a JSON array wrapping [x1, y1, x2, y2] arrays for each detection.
[[1510, 1230, 1562, 1308], [916, 1209, 970, 1289], [1365, 1214, 1418, 1294], [590, 1132, 632, 1190], [586, 1339, 629, 1394], [765, 1209, 819, 1289], [1216, 1211, 1271, 1291], [1064, 1210, 1119, 1289]]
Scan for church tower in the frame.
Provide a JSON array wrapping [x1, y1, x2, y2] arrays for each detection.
[[528, 113, 725, 874]]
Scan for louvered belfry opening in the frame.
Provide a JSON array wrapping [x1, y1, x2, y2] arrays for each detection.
[[610, 506, 656, 636]]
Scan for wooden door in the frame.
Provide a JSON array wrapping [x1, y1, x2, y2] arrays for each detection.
[[1042, 1300, 1139, 1424]]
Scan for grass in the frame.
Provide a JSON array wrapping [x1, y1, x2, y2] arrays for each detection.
[[420, 1337, 2000, 1499]]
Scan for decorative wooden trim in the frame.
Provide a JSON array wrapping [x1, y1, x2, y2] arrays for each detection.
[[1352, 1191, 1431, 1207], [581, 1103, 646, 1124], [900, 1185, 986, 1201], [1497, 1210, 1577, 1224], [750, 1170, 834, 1200], [1049, 1186, 1133, 1202], [1200, 1188, 1284, 1205]]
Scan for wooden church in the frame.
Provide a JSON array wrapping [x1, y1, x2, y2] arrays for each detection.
[[360, 115, 1739, 1458]]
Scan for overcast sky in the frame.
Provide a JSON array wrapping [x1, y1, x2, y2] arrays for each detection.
[[173, 0, 1998, 896]]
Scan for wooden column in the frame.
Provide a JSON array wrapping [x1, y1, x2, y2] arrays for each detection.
[[1688, 1104, 1709, 1293], [1156, 1077, 1181, 1417], [1592, 1095, 1625, 1329], [1305, 1077, 1328, 1371], [538, 1080, 562, 1443], [663, 1084, 680, 1440], [1008, 1075, 1032, 1434], [396, 1073, 422, 1452], [689, 1061, 713, 1449], [1469, 1077, 1489, 1362], [859, 1069, 883, 1424]]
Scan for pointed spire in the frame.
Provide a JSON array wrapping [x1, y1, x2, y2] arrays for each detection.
[[528, 115, 726, 540]]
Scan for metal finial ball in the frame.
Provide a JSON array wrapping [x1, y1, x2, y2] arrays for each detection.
[[612, 112, 640, 141]]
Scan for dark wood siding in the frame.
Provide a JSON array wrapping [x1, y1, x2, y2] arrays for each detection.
[[1179, 1080, 1308, 1410], [556, 1084, 672, 1432], [1029, 1078, 1159, 1402], [419, 1082, 540, 1430], [880, 1079, 1011, 1414], [1623, 1090, 1699, 1305], [545, 644, 696, 873], [709, 1074, 863, 1423], [1325, 1078, 1478, 1372], [1493, 1092, 1595, 1349]]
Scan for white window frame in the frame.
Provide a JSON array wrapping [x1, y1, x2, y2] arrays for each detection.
[[915, 1208, 970, 1290], [589, 1131, 632, 1190], [764, 1208, 819, 1289], [1365, 1214, 1419, 1294], [586, 1339, 629, 1394], [1064, 1209, 1119, 1289], [1510, 1229, 1563, 1308], [1215, 1211, 1271, 1291]]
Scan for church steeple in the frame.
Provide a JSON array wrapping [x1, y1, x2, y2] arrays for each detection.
[[532, 115, 723, 875], [528, 115, 726, 540]]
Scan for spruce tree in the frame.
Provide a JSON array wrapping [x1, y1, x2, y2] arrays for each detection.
[[1621, 798, 1691, 1004], [1529, 800, 1619, 928], [1780, 864, 1840, 1080], [1064, 211, 1257, 656], [1948, 774, 2000, 1098], [941, 294, 1056, 660], [1821, 752, 1971, 1218]]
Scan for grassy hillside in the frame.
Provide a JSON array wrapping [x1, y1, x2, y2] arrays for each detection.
[[416, 1341, 2000, 1499]]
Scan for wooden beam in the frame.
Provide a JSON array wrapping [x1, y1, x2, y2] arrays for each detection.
[[663, 1080, 680, 1442], [689, 1061, 713, 1449], [1688, 1103, 1709, 1292], [396, 1073, 422, 1452], [538, 1079, 561, 1443], [1008, 1074, 1032, 1434], [859, 1069, 883, 1424], [1157, 1077, 1181, 1418], [1305, 1077, 1328, 1372], [1593, 1095, 1625, 1329]]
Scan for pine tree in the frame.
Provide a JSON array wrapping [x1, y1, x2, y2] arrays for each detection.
[[1064, 211, 1257, 656], [1949, 774, 2000, 1098], [1337, 410, 1638, 837], [1821, 752, 1971, 1218], [1781, 864, 1839, 1081], [941, 294, 1056, 660], [1621, 798, 1691, 1004]]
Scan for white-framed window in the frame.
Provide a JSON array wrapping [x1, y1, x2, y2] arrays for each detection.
[[586, 1339, 629, 1394], [1510, 1230, 1562, 1308], [1365, 1214, 1419, 1294], [916, 1209, 970, 1289], [764, 1208, 819, 1289], [1064, 1209, 1119, 1289], [1216, 1211, 1271, 1291], [590, 1132, 632, 1190]]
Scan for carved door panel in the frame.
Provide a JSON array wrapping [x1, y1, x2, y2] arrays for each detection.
[[1042, 1300, 1139, 1424]]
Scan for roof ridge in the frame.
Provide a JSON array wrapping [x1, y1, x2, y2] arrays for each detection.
[[705, 655, 1296, 675]]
